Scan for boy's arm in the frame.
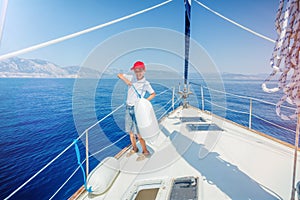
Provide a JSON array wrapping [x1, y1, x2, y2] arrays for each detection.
[[147, 92, 156, 101], [117, 73, 132, 86], [145, 82, 155, 101]]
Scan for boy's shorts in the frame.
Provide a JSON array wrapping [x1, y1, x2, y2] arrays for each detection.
[[125, 105, 139, 135]]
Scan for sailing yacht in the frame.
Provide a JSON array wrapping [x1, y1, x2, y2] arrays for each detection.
[[2, 0, 300, 200]]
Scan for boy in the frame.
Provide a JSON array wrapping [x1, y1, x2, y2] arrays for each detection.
[[118, 61, 156, 161]]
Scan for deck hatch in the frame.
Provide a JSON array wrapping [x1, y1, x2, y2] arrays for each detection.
[[180, 117, 206, 122], [187, 124, 223, 131], [169, 176, 198, 200], [135, 188, 159, 200]]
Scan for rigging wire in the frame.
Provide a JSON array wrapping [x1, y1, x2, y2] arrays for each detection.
[[194, 0, 276, 43], [0, 0, 172, 61], [0, 0, 8, 46]]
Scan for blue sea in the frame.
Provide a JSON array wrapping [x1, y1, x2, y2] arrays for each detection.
[[0, 78, 296, 200]]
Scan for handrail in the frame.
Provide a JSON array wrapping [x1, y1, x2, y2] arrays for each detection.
[[50, 89, 172, 199], [159, 97, 182, 120], [6, 80, 294, 199], [249, 98, 253, 129], [49, 134, 128, 200], [190, 82, 253, 100], [172, 87, 175, 111], [190, 82, 296, 110], [86, 104, 125, 132], [0, 0, 173, 61], [4, 103, 125, 200], [85, 104, 126, 180], [155, 98, 173, 113], [5, 88, 174, 199], [49, 166, 81, 200], [191, 82, 296, 134], [49, 89, 175, 199], [204, 98, 295, 133], [204, 99, 250, 115], [4, 140, 80, 200], [252, 113, 295, 133], [89, 134, 128, 158], [156, 89, 170, 97], [5, 86, 175, 200]]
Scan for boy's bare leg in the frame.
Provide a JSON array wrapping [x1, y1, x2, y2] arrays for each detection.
[[137, 134, 149, 154], [130, 131, 138, 151]]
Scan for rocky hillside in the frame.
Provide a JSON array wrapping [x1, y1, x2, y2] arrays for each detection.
[[0, 57, 101, 78]]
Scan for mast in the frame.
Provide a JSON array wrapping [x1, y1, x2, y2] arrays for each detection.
[[180, 0, 192, 108], [184, 0, 191, 85]]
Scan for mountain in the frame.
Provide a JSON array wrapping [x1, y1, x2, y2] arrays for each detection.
[[188, 72, 274, 81], [0, 57, 101, 78], [63, 66, 101, 78], [221, 72, 271, 80], [0, 57, 276, 80], [0, 57, 68, 78]]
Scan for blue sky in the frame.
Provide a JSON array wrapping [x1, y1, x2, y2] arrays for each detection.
[[0, 0, 278, 74]]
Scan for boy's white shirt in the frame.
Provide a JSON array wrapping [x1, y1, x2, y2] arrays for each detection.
[[123, 74, 154, 106]]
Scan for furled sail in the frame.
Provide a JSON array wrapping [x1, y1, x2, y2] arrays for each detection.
[[184, 0, 192, 85]]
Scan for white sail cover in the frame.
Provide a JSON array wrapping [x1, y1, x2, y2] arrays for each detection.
[[134, 98, 160, 142]]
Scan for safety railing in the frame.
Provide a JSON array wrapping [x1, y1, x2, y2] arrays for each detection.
[[3, 104, 126, 200], [190, 82, 296, 134], [4, 87, 178, 200], [2, 1, 175, 197], [52, 88, 177, 199], [190, 81, 299, 200], [2, 0, 174, 197], [83, 88, 176, 178], [1, 0, 283, 198]]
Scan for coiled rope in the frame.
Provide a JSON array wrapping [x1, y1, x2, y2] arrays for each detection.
[[262, 0, 300, 120]]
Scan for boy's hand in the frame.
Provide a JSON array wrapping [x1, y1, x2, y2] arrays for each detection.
[[118, 73, 132, 86]]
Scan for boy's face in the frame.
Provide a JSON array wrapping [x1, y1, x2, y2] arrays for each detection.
[[134, 68, 145, 80]]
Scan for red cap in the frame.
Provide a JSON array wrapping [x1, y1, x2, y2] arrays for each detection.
[[130, 61, 145, 70]]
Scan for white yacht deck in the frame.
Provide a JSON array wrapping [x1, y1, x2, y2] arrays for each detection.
[[73, 105, 299, 200]]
